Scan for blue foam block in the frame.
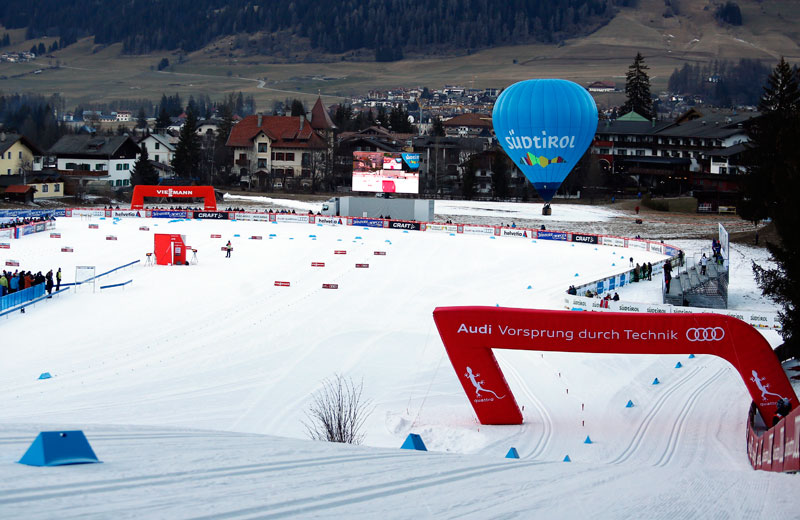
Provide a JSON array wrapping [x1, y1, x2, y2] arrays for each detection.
[[505, 447, 520, 459], [38, 372, 51, 380], [400, 433, 427, 451], [584, 436, 593, 444], [675, 362, 682, 368], [626, 400, 634, 408], [652, 377, 660, 385], [18, 431, 100, 466], [563, 455, 571, 462]]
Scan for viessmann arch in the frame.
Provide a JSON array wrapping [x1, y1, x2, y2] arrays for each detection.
[[131, 185, 217, 211], [432, 307, 796, 425]]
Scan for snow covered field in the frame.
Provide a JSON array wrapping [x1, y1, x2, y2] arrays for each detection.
[[0, 201, 795, 519]]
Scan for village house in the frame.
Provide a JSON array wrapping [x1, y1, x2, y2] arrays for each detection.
[[591, 108, 754, 210], [226, 97, 334, 190], [139, 133, 176, 167], [48, 134, 140, 189], [442, 113, 493, 139], [0, 132, 41, 176]]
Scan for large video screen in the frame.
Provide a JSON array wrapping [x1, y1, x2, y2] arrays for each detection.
[[352, 151, 420, 194]]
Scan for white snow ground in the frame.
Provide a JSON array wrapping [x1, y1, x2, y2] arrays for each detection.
[[0, 201, 795, 519]]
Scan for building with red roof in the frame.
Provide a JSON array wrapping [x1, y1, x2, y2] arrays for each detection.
[[226, 112, 329, 190], [442, 113, 493, 138]]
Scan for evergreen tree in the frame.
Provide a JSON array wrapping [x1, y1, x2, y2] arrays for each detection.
[[136, 107, 148, 129], [131, 145, 159, 186], [172, 109, 201, 180], [621, 53, 653, 119], [743, 58, 800, 356], [213, 100, 235, 181], [492, 154, 509, 199], [290, 99, 305, 117], [431, 117, 445, 137], [155, 106, 171, 132], [461, 157, 477, 200]]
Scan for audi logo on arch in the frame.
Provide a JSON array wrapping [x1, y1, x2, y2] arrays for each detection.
[[686, 327, 725, 341]]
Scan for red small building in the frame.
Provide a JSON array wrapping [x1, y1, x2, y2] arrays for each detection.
[[154, 234, 188, 265]]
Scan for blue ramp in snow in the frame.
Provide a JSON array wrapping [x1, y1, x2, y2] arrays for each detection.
[[400, 433, 427, 451], [18, 431, 101, 466]]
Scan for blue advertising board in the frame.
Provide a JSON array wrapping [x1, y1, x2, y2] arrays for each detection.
[[352, 218, 384, 228], [152, 210, 188, 218], [596, 280, 605, 294], [608, 277, 616, 291], [0, 209, 56, 218], [536, 231, 568, 241]]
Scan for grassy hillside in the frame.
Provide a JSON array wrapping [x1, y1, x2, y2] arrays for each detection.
[[0, 0, 798, 110]]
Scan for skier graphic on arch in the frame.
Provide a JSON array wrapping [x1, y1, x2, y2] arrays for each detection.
[[750, 370, 785, 402], [465, 366, 505, 400]]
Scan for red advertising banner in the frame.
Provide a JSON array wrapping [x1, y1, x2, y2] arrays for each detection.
[[211, 234, 222, 238], [88, 224, 99, 229], [50, 233, 61, 238], [322, 283, 339, 289], [131, 185, 217, 210], [433, 306, 797, 425], [5, 260, 19, 266], [355, 263, 369, 268], [274, 281, 291, 287], [0, 243, 9, 249], [374, 251, 386, 256], [139, 226, 150, 231], [250, 236, 262, 240], [61, 247, 74, 252], [106, 236, 118, 241], [311, 262, 325, 267], [334, 250, 347, 255]]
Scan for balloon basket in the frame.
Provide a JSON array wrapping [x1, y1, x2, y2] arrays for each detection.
[[542, 205, 552, 216]]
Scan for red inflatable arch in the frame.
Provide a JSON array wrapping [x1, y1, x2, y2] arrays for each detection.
[[131, 185, 217, 210], [433, 306, 797, 425]]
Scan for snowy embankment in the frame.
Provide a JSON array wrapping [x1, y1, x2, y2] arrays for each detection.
[[0, 202, 795, 519]]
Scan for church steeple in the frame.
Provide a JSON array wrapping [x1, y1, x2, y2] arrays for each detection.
[[310, 96, 336, 131]]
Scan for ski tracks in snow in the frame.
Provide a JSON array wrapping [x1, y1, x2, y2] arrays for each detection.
[[498, 360, 553, 460], [609, 363, 727, 466], [652, 367, 727, 467]]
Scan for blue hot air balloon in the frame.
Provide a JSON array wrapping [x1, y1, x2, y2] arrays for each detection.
[[492, 79, 598, 202]]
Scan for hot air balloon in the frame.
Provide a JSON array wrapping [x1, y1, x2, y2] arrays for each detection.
[[492, 79, 598, 206]]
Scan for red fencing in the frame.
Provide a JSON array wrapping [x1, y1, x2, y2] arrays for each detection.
[[747, 401, 800, 472]]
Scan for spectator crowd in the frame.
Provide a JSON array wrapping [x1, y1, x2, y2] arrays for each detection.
[[0, 215, 54, 229], [0, 267, 61, 298]]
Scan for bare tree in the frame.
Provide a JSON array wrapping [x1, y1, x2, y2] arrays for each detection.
[[303, 374, 372, 444]]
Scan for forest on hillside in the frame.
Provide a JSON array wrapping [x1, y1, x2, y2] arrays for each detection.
[[0, 0, 628, 60], [667, 59, 773, 107]]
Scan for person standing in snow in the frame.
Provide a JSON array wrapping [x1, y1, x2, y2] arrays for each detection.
[[45, 270, 54, 297], [56, 268, 62, 291], [700, 253, 708, 275], [225, 240, 233, 258]]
